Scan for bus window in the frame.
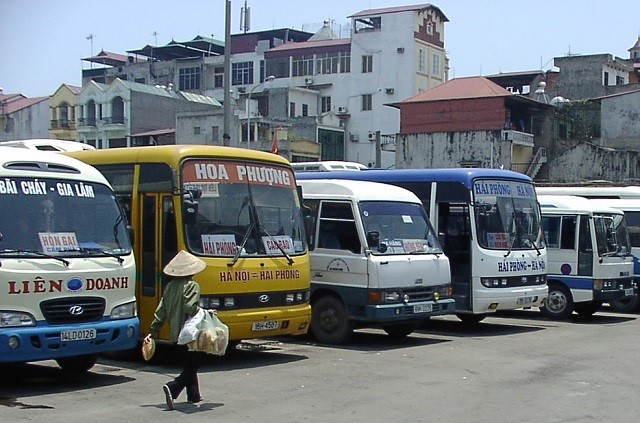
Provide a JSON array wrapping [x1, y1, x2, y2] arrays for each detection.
[[543, 216, 560, 248], [560, 216, 577, 250], [319, 201, 360, 253]]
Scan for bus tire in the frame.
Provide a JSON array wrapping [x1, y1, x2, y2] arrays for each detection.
[[574, 301, 603, 317], [540, 285, 573, 320], [384, 322, 419, 339], [311, 296, 353, 345], [456, 313, 486, 324], [56, 354, 98, 374], [608, 296, 640, 313]]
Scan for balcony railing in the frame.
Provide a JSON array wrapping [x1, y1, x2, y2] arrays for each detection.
[[102, 116, 126, 125], [50, 119, 73, 129], [502, 130, 534, 147], [77, 117, 97, 127]]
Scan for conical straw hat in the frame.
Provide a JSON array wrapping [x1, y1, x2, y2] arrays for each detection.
[[163, 250, 206, 277]]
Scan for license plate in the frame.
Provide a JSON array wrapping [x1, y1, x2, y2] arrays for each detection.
[[517, 296, 533, 305], [413, 304, 433, 313], [60, 328, 96, 342], [252, 320, 279, 331], [624, 288, 634, 296]]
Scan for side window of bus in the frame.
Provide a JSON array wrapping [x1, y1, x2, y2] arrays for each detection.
[[624, 211, 640, 247], [560, 216, 577, 250], [318, 201, 361, 254]]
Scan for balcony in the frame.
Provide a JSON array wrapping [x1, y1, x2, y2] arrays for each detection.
[[77, 117, 97, 127], [102, 116, 126, 125], [502, 130, 534, 147], [50, 119, 74, 129]]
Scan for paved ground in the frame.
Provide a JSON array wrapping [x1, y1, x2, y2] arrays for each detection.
[[2, 308, 639, 423]]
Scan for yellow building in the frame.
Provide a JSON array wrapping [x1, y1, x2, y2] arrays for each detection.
[[49, 84, 82, 141]]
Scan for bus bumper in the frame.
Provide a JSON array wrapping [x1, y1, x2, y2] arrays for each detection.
[[594, 287, 637, 302], [473, 285, 548, 313], [223, 304, 311, 341], [361, 298, 456, 322], [0, 317, 140, 363]]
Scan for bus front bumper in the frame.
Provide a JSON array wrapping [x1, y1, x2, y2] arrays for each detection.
[[360, 298, 456, 323], [222, 304, 311, 341], [0, 317, 140, 363]]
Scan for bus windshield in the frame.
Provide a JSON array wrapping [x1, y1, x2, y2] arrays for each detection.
[[593, 214, 631, 256], [0, 177, 131, 256], [360, 201, 442, 254], [473, 179, 544, 251], [182, 160, 306, 257]]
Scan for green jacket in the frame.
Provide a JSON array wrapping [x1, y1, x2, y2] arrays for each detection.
[[149, 276, 201, 343]]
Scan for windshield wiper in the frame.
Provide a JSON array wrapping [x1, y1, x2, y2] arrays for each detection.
[[260, 224, 294, 265], [524, 236, 542, 256], [58, 246, 125, 264], [227, 222, 255, 267], [0, 248, 70, 266]]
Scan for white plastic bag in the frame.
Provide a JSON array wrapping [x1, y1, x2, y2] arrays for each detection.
[[195, 312, 229, 355], [177, 307, 205, 345]]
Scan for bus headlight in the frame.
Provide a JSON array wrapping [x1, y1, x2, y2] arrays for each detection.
[[110, 301, 137, 319], [368, 290, 400, 303], [0, 311, 36, 327]]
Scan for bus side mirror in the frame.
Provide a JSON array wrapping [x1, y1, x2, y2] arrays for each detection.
[[182, 197, 199, 225], [367, 231, 380, 248], [304, 215, 316, 249]]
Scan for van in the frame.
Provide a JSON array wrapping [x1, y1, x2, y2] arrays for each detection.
[[298, 179, 455, 344]]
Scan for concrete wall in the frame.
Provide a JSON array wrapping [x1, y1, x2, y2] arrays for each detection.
[[0, 100, 50, 141], [600, 91, 640, 150], [396, 130, 510, 169], [545, 140, 640, 182]]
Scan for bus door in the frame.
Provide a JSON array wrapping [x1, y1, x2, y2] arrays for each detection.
[[439, 203, 472, 310], [138, 193, 179, 337]]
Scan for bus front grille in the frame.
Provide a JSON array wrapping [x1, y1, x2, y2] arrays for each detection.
[[40, 297, 106, 324]]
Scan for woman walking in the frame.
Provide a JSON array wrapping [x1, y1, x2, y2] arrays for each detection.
[[144, 250, 206, 409]]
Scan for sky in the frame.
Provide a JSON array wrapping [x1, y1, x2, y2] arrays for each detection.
[[1, 0, 639, 97]]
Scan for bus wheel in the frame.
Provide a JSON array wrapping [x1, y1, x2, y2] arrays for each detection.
[[311, 296, 353, 345], [56, 354, 98, 374], [456, 313, 486, 324], [384, 322, 419, 339], [608, 297, 640, 313], [540, 285, 573, 320], [574, 301, 603, 317]]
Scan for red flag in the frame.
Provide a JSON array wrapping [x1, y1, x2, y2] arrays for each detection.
[[270, 130, 279, 154]]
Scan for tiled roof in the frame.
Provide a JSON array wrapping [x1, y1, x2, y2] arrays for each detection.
[[1, 96, 48, 114], [401, 76, 513, 103], [629, 36, 640, 51]]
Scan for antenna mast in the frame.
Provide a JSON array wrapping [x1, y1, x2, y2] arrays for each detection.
[[240, 0, 250, 33]]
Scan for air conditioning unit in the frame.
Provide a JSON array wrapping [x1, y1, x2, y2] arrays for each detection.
[[338, 107, 348, 114], [397, 47, 405, 53], [368, 131, 376, 141], [350, 134, 359, 142], [304, 77, 314, 85], [385, 88, 394, 95], [237, 86, 246, 94]]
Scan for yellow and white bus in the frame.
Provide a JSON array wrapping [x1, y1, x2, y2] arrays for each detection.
[[68, 145, 311, 344]]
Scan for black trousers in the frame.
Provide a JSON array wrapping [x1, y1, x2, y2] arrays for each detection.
[[167, 347, 203, 401]]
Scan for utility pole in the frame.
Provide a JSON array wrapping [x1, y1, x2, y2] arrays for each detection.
[[222, 0, 232, 146]]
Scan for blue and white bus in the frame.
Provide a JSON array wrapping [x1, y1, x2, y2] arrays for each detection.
[[538, 195, 635, 318], [297, 168, 548, 323]]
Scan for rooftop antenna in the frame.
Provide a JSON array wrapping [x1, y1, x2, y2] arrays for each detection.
[[240, 0, 250, 33], [86, 34, 95, 56], [152, 31, 158, 46]]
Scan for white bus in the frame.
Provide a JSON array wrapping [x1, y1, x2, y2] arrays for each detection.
[[298, 168, 548, 324], [0, 138, 96, 152], [0, 147, 138, 373], [538, 195, 635, 319], [537, 186, 640, 313], [298, 179, 455, 343], [291, 161, 367, 172]]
